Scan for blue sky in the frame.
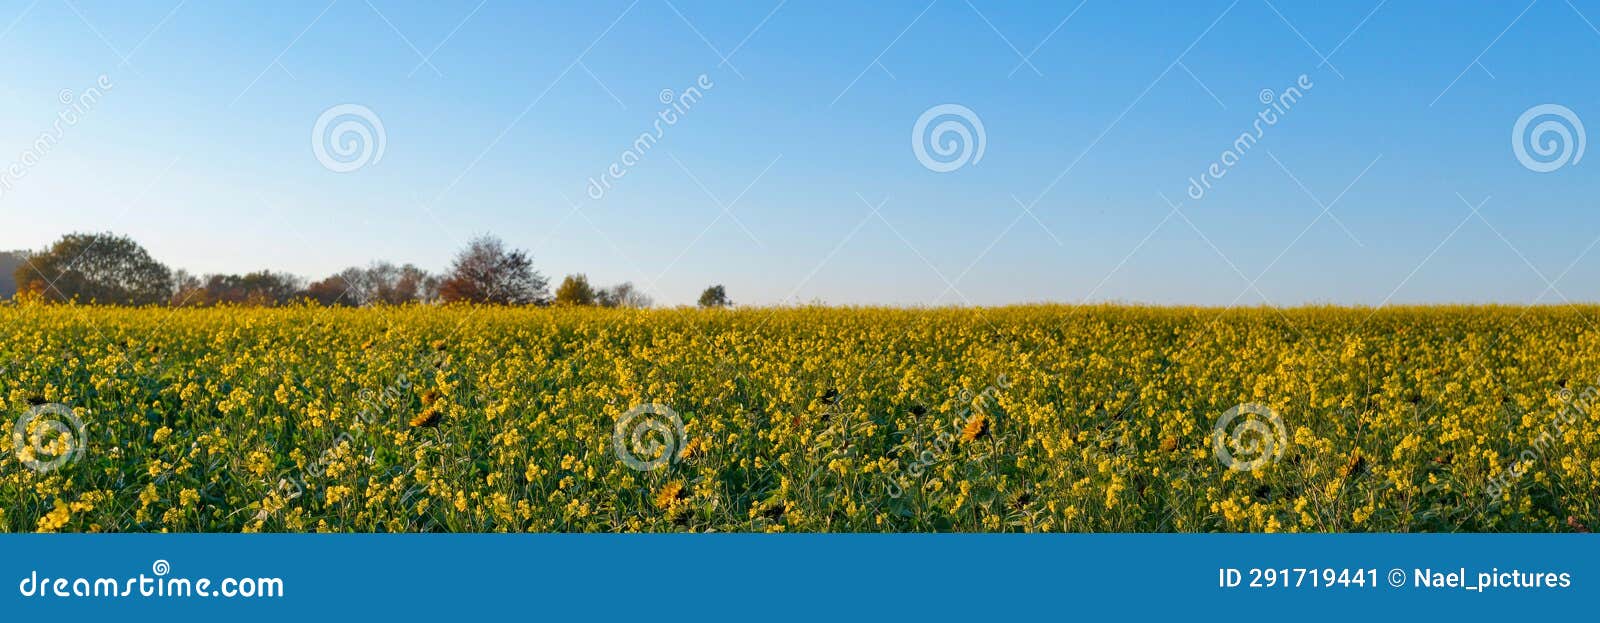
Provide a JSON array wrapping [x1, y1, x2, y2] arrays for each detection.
[[1, 0, 1598, 306]]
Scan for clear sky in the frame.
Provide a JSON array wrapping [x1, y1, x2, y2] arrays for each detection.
[[1, 0, 1598, 306]]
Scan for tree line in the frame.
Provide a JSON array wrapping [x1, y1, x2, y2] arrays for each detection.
[[3, 232, 734, 309]]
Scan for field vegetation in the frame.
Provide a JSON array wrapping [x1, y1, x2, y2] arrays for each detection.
[[2, 304, 1596, 533]]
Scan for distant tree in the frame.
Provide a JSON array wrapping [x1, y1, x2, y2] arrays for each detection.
[[359, 262, 399, 305], [697, 284, 731, 308], [0, 250, 25, 299], [350, 263, 388, 304], [301, 275, 356, 307], [554, 274, 597, 306], [314, 262, 436, 306], [437, 235, 548, 305], [393, 263, 439, 304], [179, 271, 302, 306], [597, 282, 652, 309], [169, 269, 202, 306], [14, 232, 172, 305], [240, 272, 304, 306]]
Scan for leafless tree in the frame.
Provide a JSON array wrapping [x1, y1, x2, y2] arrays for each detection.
[[437, 235, 549, 305]]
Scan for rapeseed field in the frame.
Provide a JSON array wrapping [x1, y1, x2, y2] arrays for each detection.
[[2, 304, 1596, 533]]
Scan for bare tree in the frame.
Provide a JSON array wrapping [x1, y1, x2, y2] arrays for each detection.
[[597, 282, 652, 309], [437, 235, 548, 305], [301, 275, 356, 307], [175, 271, 303, 307], [394, 263, 439, 303], [306, 262, 439, 306], [169, 269, 203, 306]]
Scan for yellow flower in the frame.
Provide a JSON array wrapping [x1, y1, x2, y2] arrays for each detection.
[[325, 485, 352, 505], [654, 481, 687, 510], [961, 413, 989, 443], [410, 407, 442, 428], [0, 303, 1593, 534], [678, 437, 702, 461], [36, 499, 72, 532]]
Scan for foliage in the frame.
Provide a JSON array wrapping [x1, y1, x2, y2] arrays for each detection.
[[697, 284, 730, 308], [554, 274, 597, 306], [13, 233, 172, 305], [0, 250, 24, 300]]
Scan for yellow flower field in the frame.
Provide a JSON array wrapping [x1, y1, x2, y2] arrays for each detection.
[[2, 304, 1597, 533]]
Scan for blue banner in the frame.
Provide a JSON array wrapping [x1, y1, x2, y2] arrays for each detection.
[[3, 534, 1591, 620]]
